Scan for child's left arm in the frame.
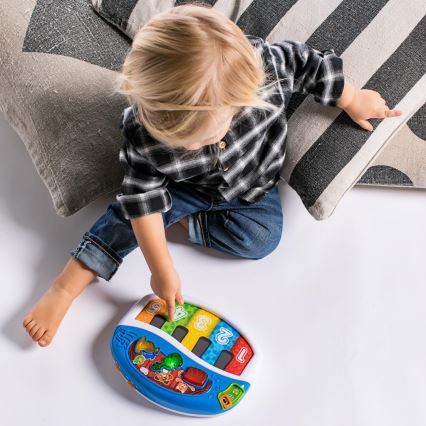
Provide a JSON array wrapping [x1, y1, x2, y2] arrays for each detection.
[[336, 81, 402, 131], [268, 39, 402, 131]]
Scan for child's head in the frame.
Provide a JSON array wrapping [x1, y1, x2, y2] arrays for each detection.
[[114, 2, 278, 154]]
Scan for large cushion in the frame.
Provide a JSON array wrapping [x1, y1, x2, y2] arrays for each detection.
[[91, 0, 426, 219], [357, 102, 426, 188], [0, 0, 130, 217]]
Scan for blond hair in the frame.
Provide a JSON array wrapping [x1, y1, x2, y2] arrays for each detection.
[[113, 2, 280, 160]]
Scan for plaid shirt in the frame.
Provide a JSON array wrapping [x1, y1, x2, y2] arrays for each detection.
[[116, 35, 344, 219]]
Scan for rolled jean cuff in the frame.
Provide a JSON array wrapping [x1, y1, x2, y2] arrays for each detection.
[[69, 232, 122, 282], [187, 211, 208, 247]]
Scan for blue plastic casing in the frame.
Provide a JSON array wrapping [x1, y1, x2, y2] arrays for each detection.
[[111, 325, 250, 416]]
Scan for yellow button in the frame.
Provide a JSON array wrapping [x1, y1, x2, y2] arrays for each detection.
[[218, 141, 226, 149]]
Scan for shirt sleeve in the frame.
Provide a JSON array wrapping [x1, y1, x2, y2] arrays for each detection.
[[268, 40, 345, 107], [115, 114, 172, 220]]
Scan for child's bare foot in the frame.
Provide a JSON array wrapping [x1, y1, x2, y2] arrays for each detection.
[[22, 283, 75, 347], [22, 257, 96, 347]]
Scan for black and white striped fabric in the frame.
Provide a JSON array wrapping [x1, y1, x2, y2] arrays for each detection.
[[91, 0, 426, 220]]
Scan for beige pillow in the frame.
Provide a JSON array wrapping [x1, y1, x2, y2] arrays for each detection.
[[0, 0, 129, 217]]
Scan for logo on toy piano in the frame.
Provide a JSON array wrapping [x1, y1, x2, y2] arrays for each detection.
[[131, 335, 213, 395]]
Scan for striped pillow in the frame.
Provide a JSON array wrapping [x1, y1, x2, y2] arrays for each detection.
[[91, 0, 426, 219]]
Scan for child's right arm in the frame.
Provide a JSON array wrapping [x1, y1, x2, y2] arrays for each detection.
[[116, 111, 183, 321], [130, 213, 183, 322]]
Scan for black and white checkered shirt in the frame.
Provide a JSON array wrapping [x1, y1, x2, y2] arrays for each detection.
[[116, 35, 344, 219]]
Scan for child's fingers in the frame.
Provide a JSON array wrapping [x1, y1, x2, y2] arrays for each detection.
[[357, 119, 374, 132], [166, 297, 175, 322], [176, 289, 184, 306], [385, 109, 402, 117], [372, 108, 402, 119]]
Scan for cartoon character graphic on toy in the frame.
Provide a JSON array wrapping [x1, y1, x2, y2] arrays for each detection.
[[131, 335, 213, 395], [134, 336, 159, 358]]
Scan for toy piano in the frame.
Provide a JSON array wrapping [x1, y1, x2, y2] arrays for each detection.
[[110, 293, 260, 416]]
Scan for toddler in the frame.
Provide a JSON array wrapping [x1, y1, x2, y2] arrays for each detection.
[[22, 3, 401, 347]]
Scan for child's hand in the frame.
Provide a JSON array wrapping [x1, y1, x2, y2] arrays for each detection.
[[150, 267, 184, 322], [343, 88, 402, 132]]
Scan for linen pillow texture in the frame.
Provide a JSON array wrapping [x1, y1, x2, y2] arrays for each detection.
[[90, 0, 426, 220], [0, 0, 131, 217]]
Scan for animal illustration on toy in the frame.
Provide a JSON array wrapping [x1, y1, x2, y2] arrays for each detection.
[[110, 293, 260, 416]]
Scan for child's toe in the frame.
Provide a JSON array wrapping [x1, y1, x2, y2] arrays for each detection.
[[30, 324, 41, 338], [33, 328, 46, 341], [23, 316, 33, 327], [39, 331, 53, 347], [25, 319, 37, 333]]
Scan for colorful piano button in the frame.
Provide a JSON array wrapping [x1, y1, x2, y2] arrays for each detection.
[[135, 299, 167, 323], [133, 298, 254, 376], [181, 309, 220, 351], [224, 336, 253, 375], [161, 303, 199, 335], [201, 320, 240, 365]]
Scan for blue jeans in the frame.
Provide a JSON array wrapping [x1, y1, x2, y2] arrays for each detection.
[[70, 180, 284, 281]]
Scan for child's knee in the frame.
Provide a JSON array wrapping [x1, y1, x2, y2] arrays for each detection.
[[248, 235, 281, 259], [239, 223, 283, 259]]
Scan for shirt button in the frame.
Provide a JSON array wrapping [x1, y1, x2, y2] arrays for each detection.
[[223, 166, 229, 171], [218, 140, 226, 149]]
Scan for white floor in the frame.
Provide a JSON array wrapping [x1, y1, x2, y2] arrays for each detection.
[[1, 111, 426, 426]]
